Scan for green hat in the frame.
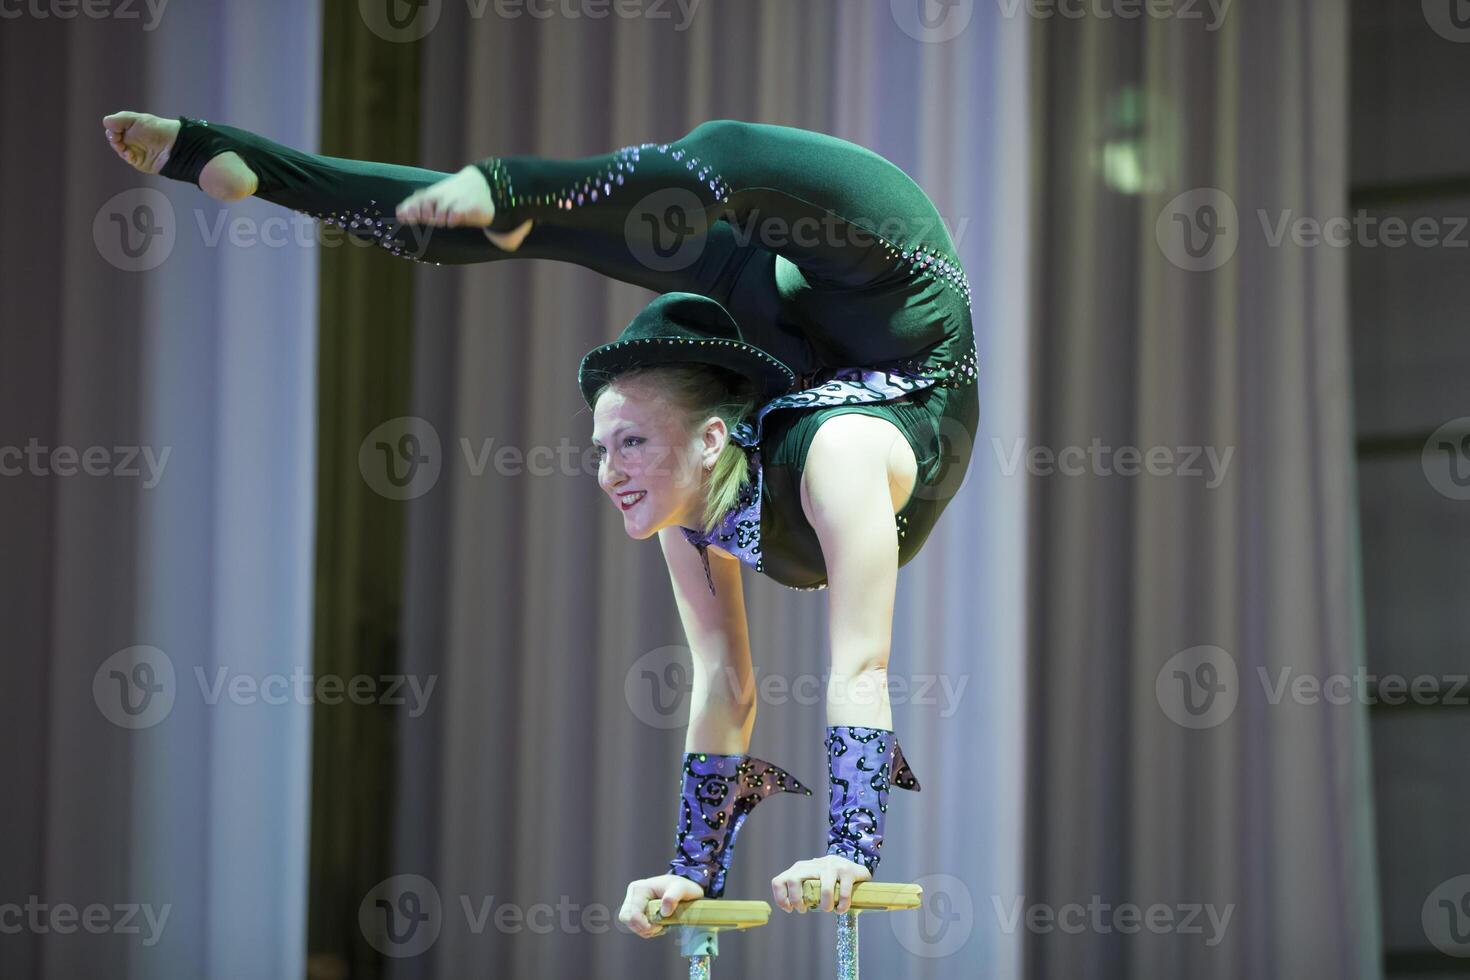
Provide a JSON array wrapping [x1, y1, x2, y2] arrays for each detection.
[[578, 292, 796, 410]]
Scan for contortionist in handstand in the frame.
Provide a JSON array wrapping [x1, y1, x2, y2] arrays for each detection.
[[103, 109, 979, 937]]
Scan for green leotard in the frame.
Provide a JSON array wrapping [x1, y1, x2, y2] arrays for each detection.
[[158, 116, 979, 590]]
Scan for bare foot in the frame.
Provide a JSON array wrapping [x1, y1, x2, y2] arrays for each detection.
[[102, 111, 178, 174], [395, 165, 533, 250], [102, 110, 258, 202]]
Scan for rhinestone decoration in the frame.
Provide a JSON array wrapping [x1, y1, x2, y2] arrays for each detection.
[[825, 725, 921, 875], [302, 198, 444, 266], [477, 142, 733, 222], [666, 752, 811, 900]]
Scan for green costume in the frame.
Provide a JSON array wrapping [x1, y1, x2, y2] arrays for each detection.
[[159, 117, 979, 590]]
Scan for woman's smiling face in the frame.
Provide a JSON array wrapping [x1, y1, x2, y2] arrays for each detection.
[[592, 378, 723, 539]]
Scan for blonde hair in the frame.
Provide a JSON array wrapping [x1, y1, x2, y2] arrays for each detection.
[[591, 363, 760, 535]]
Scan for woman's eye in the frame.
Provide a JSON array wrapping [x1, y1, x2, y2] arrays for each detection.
[[624, 436, 643, 447]]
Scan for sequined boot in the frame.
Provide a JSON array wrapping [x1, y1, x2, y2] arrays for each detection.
[[666, 751, 812, 899], [824, 725, 922, 874]]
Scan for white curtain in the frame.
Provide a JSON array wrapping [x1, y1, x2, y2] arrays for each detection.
[[1022, 2, 1381, 978], [0, 4, 319, 978]]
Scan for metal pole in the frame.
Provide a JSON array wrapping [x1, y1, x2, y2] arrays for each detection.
[[680, 925, 719, 979], [835, 909, 859, 980]]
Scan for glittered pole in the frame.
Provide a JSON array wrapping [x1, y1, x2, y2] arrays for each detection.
[[679, 924, 718, 979], [835, 910, 859, 979]]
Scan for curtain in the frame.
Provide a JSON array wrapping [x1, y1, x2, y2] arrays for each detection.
[[1023, 2, 1381, 978], [388, 2, 1032, 978], [0, 4, 320, 978]]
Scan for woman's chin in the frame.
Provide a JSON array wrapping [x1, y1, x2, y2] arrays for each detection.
[[620, 512, 656, 539]]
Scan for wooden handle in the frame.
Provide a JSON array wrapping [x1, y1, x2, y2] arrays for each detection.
[[645, 898, 772, 930], [801, 880, 923, 912]]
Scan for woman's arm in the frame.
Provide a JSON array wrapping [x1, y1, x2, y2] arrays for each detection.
[[656, 526, 756, 754], [798, 414, 907, 729]]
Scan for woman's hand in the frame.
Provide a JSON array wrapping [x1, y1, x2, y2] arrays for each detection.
[[771, 854, 871, 914], [617, 873, 705, 938]]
